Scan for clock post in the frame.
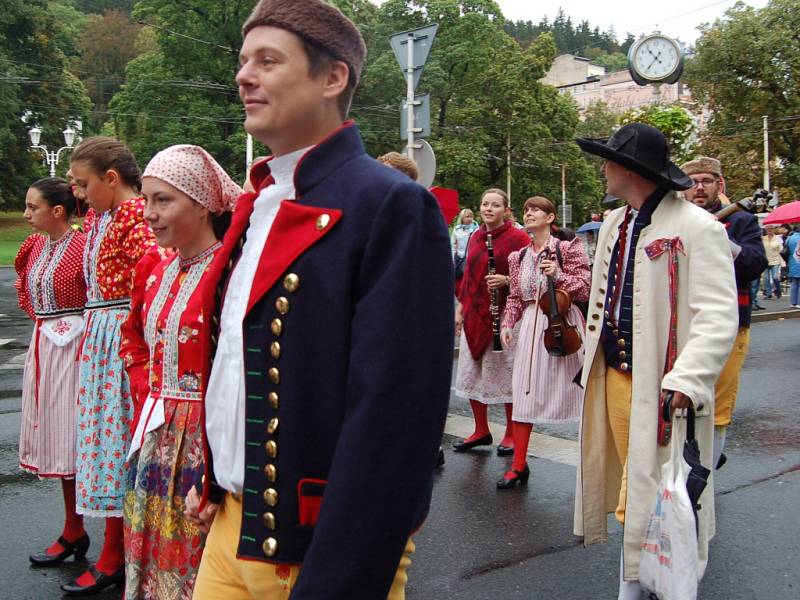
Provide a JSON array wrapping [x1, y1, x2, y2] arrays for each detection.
[[627, 33, 685, 87]]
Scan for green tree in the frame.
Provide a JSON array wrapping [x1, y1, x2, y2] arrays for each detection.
[[358, 0, 603, 224], [684, 0, 800, 198], [77, 10, 141, 129], [0, 0, 92, 208], [620, 103, 697, 164]]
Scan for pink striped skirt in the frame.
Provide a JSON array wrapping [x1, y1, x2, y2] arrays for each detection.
[[18, 323, 81, 478], [511, 304, 584, 423]]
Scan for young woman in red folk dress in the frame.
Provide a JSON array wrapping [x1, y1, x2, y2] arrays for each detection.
[[119, 145, 241, 600], [453, 188, 530, 455], [17, 178, 89, 566]]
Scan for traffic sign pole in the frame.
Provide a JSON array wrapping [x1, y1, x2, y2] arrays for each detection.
[[406, 33, 415, 161]]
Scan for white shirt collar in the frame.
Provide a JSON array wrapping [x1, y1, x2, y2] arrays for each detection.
[[268, 146, 311, 188]]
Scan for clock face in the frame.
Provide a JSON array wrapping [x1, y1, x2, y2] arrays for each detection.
[[632, 36, 681, 81]]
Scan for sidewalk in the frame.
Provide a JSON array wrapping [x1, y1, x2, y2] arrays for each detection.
[[750, 291, 800, 323]]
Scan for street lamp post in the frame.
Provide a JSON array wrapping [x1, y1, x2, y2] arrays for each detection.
[[28, 126, 76, 177]]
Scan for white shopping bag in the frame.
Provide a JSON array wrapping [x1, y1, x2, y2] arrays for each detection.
[[639, 420, 699, 600]]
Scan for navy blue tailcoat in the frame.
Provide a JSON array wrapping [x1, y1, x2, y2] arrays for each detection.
[[197, 122, 454, 599]]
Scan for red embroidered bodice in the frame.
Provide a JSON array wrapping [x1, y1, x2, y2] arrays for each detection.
[[120, 243, 222, 411], [14, 230, 87, 319]]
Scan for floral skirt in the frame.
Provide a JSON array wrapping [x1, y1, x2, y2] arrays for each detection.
[[75, 307, 133, 517], [454, 329, 517, 404], [124, 400, 205, 600]]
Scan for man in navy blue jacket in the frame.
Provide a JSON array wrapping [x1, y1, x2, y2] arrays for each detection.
[[185, 1, 454, 598], [682, 157, 767, 469]]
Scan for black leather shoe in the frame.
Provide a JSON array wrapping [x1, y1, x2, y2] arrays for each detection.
[[61, 565, 124, 596], [29, 534, 90, 566], [715, 452, 727, 470], [452, 433, 493, 452], [496, 464, 530, 489], [436, 447, 445, 467], [496, 445, 514, 456]]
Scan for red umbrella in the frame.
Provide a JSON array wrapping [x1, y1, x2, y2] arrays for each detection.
[[762, 200, 800, 225]]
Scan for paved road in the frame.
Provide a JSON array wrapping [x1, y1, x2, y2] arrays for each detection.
[[0, 267, 798, 599]]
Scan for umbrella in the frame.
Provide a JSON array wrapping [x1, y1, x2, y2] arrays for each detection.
[[762, 200, 800, 225], [682, 407, 710, 533], [576, 221, 602, 233]]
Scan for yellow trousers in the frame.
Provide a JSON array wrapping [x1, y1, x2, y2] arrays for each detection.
[[606, 367, 633, 524], [193, 494, 414, 599], [714, 327, 750, 426]]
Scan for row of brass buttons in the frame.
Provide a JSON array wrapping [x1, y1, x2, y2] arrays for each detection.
[[261, 273, 300, 558]]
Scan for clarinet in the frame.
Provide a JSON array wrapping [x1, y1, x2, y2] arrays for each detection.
[[486, 233, 503, 353]]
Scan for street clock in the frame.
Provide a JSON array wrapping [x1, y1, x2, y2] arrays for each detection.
[[627, 33, 684, 85]]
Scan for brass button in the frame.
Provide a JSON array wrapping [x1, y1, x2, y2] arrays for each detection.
[[588, 325, 596, 332], [263, 488, 278, 507], [265, 440, 278, 458], [270, 341, 281, 359], [617, 339, 626, 348], [283, 273, 300, 293], [275, 297, 289, 315], [316, 214, 331, 230], [599, 288, 606, 294], [613, 329, 620, 337], [263, 512, 276, 530], [592, 314, 599, 320], [268, 392, 279, 409], [620, 362, 629, 371], [269, 368, 280, 384], [604, 311, 610, 319], [619, 351, 627, 359], [267, 417, 279, 435], [264, 463, 277, 482], [271, 318, 282, 337], [596, 302, 603, 308], [262, 537, 278, 557]]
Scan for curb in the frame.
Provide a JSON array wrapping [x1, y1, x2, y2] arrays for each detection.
[[751, 309, 800, 323]]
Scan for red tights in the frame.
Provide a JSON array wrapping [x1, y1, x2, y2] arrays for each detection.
[[465, 400, 514, 447], [75, 517, 124, 584], [503, 421, 533, 479], [45, 478, 84, 556]]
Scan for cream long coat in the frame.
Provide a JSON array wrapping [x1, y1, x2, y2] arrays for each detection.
[[573, 191, 738, 580]]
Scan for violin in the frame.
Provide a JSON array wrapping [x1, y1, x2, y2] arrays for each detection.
[[538, 245, 582, 357]]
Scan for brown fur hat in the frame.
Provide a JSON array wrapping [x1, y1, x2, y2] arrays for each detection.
[[681, 156, 722, 178], [242, 0, 367, 85]]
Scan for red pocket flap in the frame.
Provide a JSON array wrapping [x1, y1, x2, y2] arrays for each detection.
[[297, 478, 326, 527]]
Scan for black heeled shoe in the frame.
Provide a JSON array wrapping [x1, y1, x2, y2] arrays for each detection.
[[29, 534, 90, 566], [61, 565, 124, 596], [496, 464, 530, 489], [452, 433, 493, 452], [436, 447, 445, 467], [496, 445, 514, 456]]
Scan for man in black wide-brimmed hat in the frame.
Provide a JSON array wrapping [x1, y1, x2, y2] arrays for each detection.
[[572, 123, 739, 598]]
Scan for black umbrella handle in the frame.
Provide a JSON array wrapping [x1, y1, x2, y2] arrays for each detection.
[[662, 393, 696, 442]]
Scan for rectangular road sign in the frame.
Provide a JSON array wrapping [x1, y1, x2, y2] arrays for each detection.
[[400, 94, 431, 140]]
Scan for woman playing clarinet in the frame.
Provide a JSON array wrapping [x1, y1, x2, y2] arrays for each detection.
[[453, 189, 529, 455], [498, 196, 590, 488]]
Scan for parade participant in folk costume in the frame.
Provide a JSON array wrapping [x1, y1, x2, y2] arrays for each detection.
[[182, 1, 453, 598], [16, 178, 88, 566], [573, 123, 738, 599], [498, 196, 590, 489], [119, 145, 241, 600], [453, 188, 529, 455], [62, 137, 162, 596], [681, 156, 767, 469]]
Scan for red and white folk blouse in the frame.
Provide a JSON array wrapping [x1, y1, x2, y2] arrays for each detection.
[[83, 199, 161, 308], [120, 242, 222, 417], [15, 230, 87, 320]]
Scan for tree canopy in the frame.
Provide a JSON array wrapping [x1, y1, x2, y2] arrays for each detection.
[[684, 0, 800, 201]]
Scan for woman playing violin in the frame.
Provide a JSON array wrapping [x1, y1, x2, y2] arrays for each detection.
[[498, 196, 590, 489]]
